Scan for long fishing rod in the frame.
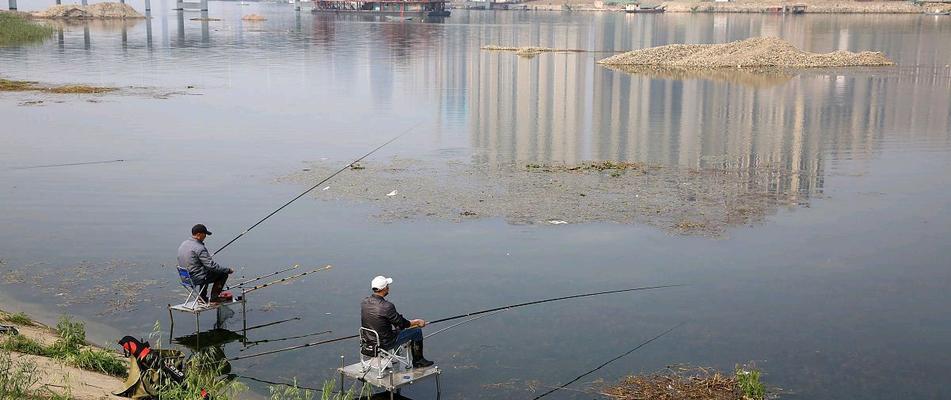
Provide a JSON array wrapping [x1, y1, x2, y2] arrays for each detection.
[[241, 330, 333, 350], [229, 264, 301, 290], [530, 321, 685, 400], [229, 284, 682, 361], [424, 309, 508, 339], [213, 122, 422, 256], [11, 159, 125, 170], [241, 265, 333, 294]]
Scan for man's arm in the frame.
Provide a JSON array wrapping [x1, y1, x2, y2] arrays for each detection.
[[383, 302, 412, 330], [197, 247, 231, 275]]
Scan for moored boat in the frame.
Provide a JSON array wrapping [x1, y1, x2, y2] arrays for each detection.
[[624, 3, 665, 13]]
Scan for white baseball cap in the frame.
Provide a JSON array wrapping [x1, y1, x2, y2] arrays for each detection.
[[371, 276, 393, 290]]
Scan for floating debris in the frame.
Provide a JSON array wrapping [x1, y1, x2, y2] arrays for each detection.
[[482, 45, 586, 58], [0, 78, 116, 94], [598, 37, 893, 68], [602, 364, 771, 400]]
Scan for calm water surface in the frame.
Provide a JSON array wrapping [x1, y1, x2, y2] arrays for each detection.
[[1, 4, 950, 399]]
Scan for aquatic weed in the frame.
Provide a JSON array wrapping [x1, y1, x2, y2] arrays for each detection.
[[736, 364, 766, 400], [0, 13, 55, 47]]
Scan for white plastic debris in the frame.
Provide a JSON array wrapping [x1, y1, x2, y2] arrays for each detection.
[[548, 220, 568, 225], [322, 186, 330, 191], [386, 190, 398, 197]]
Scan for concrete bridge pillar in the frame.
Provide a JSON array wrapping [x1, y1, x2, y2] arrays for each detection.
[[200, 0, 207, 11], [81, 0, 87, 5], [56, 0, 60, 5], [8, 0, 16, 11], [144, 0, 150, 11]]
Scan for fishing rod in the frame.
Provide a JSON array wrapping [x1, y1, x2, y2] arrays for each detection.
[[243, 316, 301, 331], [424, 309, 508, 339], [530, 321, 685, 400], [213, 122, 423, 256], [11, 159, 125, 170], [241, 330, 333, 350], [229, 264, 301, 290], [229, 284, 682, 361], [241, 265, 333, 294]]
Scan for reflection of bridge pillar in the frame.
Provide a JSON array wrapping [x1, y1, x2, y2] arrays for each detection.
[[8, 0, 16, 11], [295, 0, 301, 11], [82, 0, 87, 5], [145, 0, 151, 11], [83, 24, 90, 50], [201, 15, 209, 43], [175, 0, 183, 11], [146, 10, 153, 47], [200, 0, 207, 11], [176, 10, 185, 45]]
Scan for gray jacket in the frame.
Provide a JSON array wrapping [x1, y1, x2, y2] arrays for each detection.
[[177, 237, 228, 285], [361, 294, 411, 349]]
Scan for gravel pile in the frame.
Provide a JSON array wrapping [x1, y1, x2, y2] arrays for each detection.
[[33, 3, 145, 19], [598, 37, 893, 68]]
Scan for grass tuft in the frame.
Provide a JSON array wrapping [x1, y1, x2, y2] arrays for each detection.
[[736, 364, 766, 400], [0, 348, 41, 399], [3, 312, 34, 326], [0, 12, 55, 47]]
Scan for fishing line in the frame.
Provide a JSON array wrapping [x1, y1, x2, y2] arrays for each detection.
[[530, 321, 685, 400], [424, 309, 508, 339], [10, 159, 125, 170], [229, 284, 683, 361], [213, 122, 423, 256], [229, 265, 301, 289]]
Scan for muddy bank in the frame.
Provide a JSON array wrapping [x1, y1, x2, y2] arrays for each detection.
[[0, 310, 125, 399], [32, 3, 145, 19], [599, 37, 892, 69], [282, 159, 819, 236]]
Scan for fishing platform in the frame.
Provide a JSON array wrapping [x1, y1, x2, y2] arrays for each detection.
[[337, 327, 441, 399], [167, 264, 332, 345]]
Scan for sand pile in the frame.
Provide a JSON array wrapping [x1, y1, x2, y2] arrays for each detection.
[[598, 37, 893, 68], [33, 3, 144, 19], [241, 13, 267, 21]]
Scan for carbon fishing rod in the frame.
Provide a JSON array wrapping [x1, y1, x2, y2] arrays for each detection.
[[228, 284, 683, 361], [11, 159, 125, 170], [530, 321, 685, 400], [229, 264, 301, 290], [241, 265, 333, 294], [213, 122, 423, 256]]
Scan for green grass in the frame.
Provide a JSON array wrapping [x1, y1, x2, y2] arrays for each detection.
[[0, 348, 41, 400], [736, 364, 766, 400], [0, 316, 127, 378], [0, 12, 55, 47], [3, 312, 34, 326]]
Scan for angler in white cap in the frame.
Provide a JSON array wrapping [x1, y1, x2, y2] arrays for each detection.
[[360, 275, 434, 368]]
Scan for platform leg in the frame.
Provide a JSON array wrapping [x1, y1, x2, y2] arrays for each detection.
[[436, 372, 441, 399], [339, 355, 345, 396], [241, 300, 247, 346], [167, 306, 175, 345], [195, 312, 200, 348]]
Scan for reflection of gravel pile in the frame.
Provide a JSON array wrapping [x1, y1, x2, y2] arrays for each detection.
[[33, 3, 145, 19], [283, 159, 817, 235], [241, 13, 267, 21], [598, 37, 893, 68], [601, 64, 794, 87]]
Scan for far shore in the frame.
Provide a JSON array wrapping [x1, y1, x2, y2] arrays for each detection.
[[454, 0, 951, 14]]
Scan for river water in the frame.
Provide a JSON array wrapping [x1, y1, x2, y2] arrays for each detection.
[[1, 3, 950, 399]]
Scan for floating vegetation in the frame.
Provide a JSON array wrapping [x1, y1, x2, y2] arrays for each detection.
[[598, 37, 893, 68], [284, 159, 817, 236], [0, 78, 116, 94], [602, 364, 771, 400], [0, 12, 55, 47], [482, 45, 586, 58]]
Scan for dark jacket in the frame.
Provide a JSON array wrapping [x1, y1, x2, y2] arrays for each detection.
[[361, 294, 411, 349], [177, 237, 229, 286]]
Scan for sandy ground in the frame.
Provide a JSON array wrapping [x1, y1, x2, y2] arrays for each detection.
[[1, 310, 125, 400]]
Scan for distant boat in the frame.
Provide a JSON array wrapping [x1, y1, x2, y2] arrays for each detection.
[[625, 3, 665, 13]]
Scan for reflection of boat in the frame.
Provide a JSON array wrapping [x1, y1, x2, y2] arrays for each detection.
[[311, 0, 450, 16], [624, 3, 665, 13]]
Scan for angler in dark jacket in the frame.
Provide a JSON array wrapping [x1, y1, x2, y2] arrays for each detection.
[[361, 275, 434, 368], [177, 224, 233, 303]]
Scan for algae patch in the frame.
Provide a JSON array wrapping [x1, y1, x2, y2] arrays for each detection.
[[0, 78, 117, 94]]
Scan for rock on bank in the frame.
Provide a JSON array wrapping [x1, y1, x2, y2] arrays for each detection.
[[32, 2, 145, 19], [598, 37, 893, 68]]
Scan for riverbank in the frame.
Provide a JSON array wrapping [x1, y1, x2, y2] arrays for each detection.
[[0, 309, 125, 399], [467, 0, 951, 14]]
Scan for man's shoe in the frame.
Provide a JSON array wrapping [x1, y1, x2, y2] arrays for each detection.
[[411, 341, 435, 368]]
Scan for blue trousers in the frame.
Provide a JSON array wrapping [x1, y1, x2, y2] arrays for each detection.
[[390, 327, 423, 349]]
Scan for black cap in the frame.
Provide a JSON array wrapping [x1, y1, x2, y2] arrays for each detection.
[[191, 224, 212, 236]]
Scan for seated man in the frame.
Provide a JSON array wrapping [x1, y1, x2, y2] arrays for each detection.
[[361, 275, 434, 368], [177, 224, 233, 303]]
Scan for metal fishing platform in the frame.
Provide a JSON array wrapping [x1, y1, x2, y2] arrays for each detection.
[[167, 295, 249, 345], [338, 359, 441, 399]]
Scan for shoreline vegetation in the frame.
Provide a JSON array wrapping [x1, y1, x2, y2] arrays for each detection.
[[0, 12, 55, 47], [602, 364, 771, 400]]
